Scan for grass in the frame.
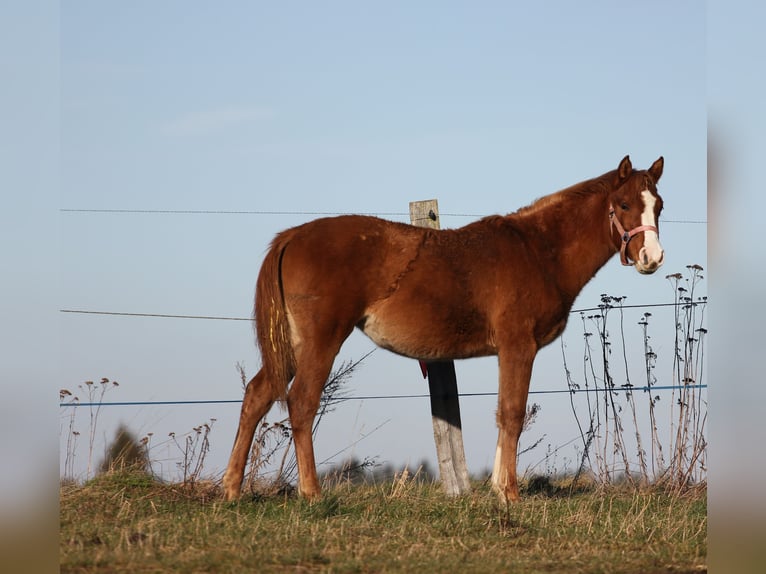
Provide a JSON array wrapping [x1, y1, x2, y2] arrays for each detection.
[[60, 472, 706, 573]]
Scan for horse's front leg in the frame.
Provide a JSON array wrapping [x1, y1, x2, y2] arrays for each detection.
[[492, 341, 537, 504]]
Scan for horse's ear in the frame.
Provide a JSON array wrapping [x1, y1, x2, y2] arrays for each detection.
[[618, 155, 632, 180], [648, 156, 664, 183]]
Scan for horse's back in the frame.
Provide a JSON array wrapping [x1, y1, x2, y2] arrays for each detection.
[[275, 214, 423, 289]]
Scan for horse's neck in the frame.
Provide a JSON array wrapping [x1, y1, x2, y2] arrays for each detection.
[[520, 192, 616, 301]]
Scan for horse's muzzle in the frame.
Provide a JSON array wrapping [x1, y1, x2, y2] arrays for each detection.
[[635, 245, 665, 274]]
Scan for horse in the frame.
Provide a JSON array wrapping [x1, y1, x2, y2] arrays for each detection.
[[223, 155, 665, 503]]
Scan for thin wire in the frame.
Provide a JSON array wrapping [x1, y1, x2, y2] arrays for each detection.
[[59, 309, 252, 321], [58, 384, 707, 408], [59, 299, 706, 322], [59, 208, 707, 225], [60, 208, 412, 217], [570, 301, 706, 314]]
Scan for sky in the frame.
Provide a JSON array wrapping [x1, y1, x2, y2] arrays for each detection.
[[49, 1, 711, 486], [9, 2, 766, 569]]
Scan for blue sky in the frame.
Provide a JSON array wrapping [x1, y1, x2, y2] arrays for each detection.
[[51, 2, 710, 483]]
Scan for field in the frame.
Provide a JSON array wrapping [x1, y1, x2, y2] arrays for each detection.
[[60, 472, 706, 573]]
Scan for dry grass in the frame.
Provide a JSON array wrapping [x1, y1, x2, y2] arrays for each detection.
[[60, 472, 706, 573]]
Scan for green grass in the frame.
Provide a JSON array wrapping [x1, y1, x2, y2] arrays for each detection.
[[60, 472, 706, 573]]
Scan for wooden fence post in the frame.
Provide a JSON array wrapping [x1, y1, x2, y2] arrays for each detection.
[[409, 199, 471, 496]]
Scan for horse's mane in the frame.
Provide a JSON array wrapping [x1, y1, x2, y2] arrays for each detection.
[[513, 169, 617, 219], [458, 167, 624, 233]]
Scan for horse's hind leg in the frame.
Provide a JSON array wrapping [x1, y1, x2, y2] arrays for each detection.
[[223, 369, 280, 500], [287, 347, 338, 500]]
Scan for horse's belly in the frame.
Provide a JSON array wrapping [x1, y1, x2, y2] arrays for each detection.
[[357, 313, 406, 353], [358, 315, 393, 349], [357, 311, 493, 360]]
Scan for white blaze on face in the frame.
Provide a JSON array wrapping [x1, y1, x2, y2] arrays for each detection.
[[639, 190, 664, 269]]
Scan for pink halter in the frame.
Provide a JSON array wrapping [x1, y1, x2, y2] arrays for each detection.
[[608, 205, 659, 266]]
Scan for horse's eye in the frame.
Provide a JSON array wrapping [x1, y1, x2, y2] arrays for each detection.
[[621, 202, 629, 211]]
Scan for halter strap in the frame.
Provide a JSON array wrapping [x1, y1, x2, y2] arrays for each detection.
[[608, 204, 659, 266]]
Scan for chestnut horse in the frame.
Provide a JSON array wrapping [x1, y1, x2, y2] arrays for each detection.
[[223, 155, 665, 503]]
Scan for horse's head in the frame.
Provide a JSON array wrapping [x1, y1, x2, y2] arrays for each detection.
[[609, 155, 665, 274]]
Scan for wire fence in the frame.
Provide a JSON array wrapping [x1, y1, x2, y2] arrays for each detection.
[[59, 209, 708, 486], [59, 207, 708, 490]]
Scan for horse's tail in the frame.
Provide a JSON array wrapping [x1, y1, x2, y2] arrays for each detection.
[[254, 231, 296, 401]]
